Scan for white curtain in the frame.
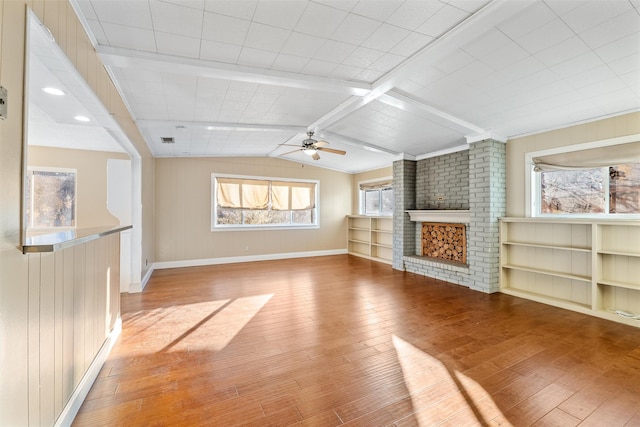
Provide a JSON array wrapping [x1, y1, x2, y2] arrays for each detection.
[[533, 141, 640, 172], [217, 178, 269, 209], [217, 178, 315, 210], [272, 181, 315, 210], [359, 179, 393, 190]]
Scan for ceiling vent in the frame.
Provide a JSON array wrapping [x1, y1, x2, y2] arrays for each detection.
[[161, 137, 175, 144]]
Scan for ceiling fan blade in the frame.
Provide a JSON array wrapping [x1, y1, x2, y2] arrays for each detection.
[[313, 140, 329, 147], [280, 144, 303, 147], [281, 148, 302, 156], [317, 147, 346, 155], [311, 152, 320, 160]]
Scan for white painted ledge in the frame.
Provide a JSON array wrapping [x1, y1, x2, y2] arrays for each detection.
[[406, 210, 471, 224]]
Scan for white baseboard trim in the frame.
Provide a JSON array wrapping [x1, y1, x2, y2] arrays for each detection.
[[128, 265, 155, 293], [55, 317, 122, 427], [153, 249, 348, 270]]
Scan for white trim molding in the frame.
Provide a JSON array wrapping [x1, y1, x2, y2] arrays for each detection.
[[406, 210, 471, 224], [153, 249, 348, 270]]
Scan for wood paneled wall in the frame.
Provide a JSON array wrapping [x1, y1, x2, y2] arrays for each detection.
[[27, 234, 121, 426], [0, 1, 153, 425]]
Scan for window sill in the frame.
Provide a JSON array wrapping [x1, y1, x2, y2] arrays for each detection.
[[211, 225, 319, 232]]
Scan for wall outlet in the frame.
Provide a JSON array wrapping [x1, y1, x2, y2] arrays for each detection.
[[437, 195, 445, 201], [0, 86, 7, 120]]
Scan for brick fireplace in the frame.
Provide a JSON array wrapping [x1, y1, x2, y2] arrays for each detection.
[[393, 139, 506, 293]]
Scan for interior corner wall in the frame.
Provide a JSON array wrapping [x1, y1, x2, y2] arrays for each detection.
[[506, 112, 640, 217], [154, 157, 352, 263]]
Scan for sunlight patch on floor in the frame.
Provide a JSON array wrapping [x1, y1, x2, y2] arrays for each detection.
[[392, 334, 510, 426], [123, 295, 273, 353], [165, 294, 274, 352]]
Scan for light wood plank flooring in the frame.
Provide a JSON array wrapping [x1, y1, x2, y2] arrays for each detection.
[[73, 255, 640, 426]]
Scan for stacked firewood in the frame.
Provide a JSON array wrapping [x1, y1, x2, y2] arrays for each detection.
[[422, 222, 466, 264]]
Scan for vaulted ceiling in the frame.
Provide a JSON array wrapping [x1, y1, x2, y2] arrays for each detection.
[[62, 0, 639, 172]]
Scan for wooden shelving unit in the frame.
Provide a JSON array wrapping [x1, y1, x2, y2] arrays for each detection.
[[500, 218, 640, 327], [347, 215, 393, 265]]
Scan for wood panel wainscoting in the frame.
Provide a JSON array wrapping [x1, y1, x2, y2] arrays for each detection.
[[73, 255, 640, 426]]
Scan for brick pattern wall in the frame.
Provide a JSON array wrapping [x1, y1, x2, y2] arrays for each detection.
[[416, 151, 469, 209], [395, 141, 506, 291], [392, 160, 416, 270], [403, 255, 471, 286], [467, 139, 506, 293]]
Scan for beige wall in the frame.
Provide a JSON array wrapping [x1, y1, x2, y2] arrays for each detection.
[[351, 166, 393, 214], [28, 146, 129, 228], [155, 157, 352, 262], [506, 112, 640, 217], [0, 1, 154, 424]]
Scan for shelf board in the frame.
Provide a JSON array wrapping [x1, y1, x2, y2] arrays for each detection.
[[597, 280, 640, 291], [592, 309, 640, 327], [502, 241, 591, 252], [500, 287, 591, 312], [349, 227, 370, 231], [348, 251, 392, 265], [371, 242, 392, 249], [372, 229, 392, 234], [598, 249, 640, 257], [348, 239, 369, 245], [502, 264, 591, 282]]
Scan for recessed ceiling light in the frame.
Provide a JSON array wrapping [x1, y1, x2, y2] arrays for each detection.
[[42, 87, 65, 96], [74, 115, 90, 122]]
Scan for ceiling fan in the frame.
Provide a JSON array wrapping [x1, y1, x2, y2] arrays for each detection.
[[281, 131, 346, 160]]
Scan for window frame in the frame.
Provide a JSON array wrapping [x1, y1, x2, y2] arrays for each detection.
[[358, 176, 394, 216], [25, 166, 78, 230], [211, 173, 320, 231], [525, 135, 640, 219]]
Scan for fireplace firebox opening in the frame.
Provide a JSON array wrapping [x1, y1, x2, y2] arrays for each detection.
[[421, 222, 466, 264]]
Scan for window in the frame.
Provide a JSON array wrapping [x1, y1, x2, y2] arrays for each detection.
[[25, 168, 77, 228], [212, 175, 318, 229], [539, 164, 639, 214], [529, 138, 640, 217], [359, 178, 393, 216]]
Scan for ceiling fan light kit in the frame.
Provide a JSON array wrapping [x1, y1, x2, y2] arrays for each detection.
[[281, 131, 347, 161]]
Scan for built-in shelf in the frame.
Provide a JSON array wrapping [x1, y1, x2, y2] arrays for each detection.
[[597, 279, 639, 290], [500, 218, 640, 328], [598, 249, 640, 257], [502, 264, 591, 282], [500, 287, 592, 312], [502, 241, 591, 252], [347, 215, 393, 265]]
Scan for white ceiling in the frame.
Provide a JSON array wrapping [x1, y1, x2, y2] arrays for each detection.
[[28, 13, 126, 153], [60, 0, 640, 172]]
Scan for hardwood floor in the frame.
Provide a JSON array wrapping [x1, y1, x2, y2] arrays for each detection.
[[73, 255, 640, 426]]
